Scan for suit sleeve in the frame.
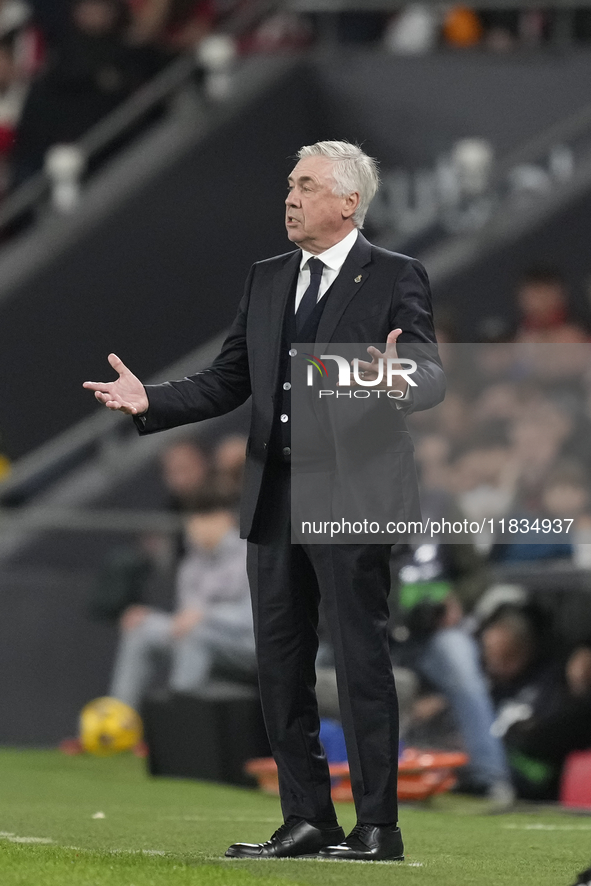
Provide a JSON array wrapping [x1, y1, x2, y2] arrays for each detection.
[[389, 259, 446, 415], [134, 266, 254, 435]]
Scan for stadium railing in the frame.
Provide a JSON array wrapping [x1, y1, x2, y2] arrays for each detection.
[[288, 0, 591, 45], [0, 0, 281, 237], [421, 99, 591, 285]]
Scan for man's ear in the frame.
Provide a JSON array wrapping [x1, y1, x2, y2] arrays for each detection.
[[342, 191, 360, 219]]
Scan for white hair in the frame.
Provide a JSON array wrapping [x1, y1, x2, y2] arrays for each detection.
[[296, 140, 380, 228]]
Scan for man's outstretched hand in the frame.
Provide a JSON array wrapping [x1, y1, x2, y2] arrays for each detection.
[[351, 328, 408, 394], [83, 354, 149, 415]]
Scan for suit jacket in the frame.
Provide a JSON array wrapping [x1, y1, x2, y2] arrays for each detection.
[[135, 233, 446, 539]]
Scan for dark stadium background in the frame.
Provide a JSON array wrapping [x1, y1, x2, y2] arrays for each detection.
[[1, 0, 591, 771]]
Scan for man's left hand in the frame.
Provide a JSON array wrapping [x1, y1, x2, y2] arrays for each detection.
[[350, 328, 408, 396]]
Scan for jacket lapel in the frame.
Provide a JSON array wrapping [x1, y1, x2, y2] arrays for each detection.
[[315, 233, 373, 346], [267, 250, 300, 388]]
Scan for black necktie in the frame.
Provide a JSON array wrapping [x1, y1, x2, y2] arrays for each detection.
[[296, 258, 324, 334]]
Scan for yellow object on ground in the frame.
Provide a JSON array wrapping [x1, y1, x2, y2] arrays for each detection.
[[79, 697, 143, 757]]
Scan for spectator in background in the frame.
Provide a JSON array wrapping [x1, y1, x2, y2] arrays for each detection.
[[393, 543, 514, 805], [492, 457, 590, 565], [0, 42, 27, 194], [26, 0, 68, 47], [414, 433, 451, 494], [0, 0, 31, 33], [540, 459, 591, 531], [541, 459, 591, 566], [441, 6, 482, 48], [160, 438, 209, 510], [451, 437, 517, 531], [392, 341, 591, 569], [510, 398, 576, 506], [0, 1, 43, 197], [89, 438, 210, 622], [0, 0, 44, 75], [109, 483, 256, 711], [478, 9, 519, 51], [481, 606, 591, 799], [127, 0, 214, 52], [440, 391, 476, 444], [383, 4, 440, 54], [480, 606, 552, 705], [213, 433, 246, 504], [241, 10, 312, 55], [11, 0, 161, 184], [514, 267, 590, 344]]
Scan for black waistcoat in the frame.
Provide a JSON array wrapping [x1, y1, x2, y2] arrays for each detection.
[[269, 275, 335, 460]]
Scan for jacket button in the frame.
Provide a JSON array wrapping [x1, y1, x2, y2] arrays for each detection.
[[283, 382, 291, 390], [289, 348, 297, 356], [280, 414, 289, 423], [283, 447, 291, 456]]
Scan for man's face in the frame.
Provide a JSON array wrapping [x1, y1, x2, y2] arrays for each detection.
[[482, 625, 532, 682], [73, 0, 118, 35], [285, 156, 358, 254], [185, 510, 233, 550], [518, 282, 565, 323], [160, 443, 207, 496]]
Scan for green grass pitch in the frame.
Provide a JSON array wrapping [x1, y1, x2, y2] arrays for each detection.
[[0, 749, 589, 885]]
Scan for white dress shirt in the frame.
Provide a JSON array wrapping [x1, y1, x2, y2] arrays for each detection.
[[294, 227, 411, 406], [294, 228, 359, 312]]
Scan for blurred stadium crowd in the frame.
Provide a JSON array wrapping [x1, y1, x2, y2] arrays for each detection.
[[3, 0, 591, 201], [0, 0, 217, 192], [420, 273, 591, 561]]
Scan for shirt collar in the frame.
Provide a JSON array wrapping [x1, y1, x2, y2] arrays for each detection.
[[299, 228, 359, 273]]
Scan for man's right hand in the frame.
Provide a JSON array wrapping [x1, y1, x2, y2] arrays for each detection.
[[83, 353, 149, 415]]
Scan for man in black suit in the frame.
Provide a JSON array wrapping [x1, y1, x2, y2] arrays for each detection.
[[84, 141, 445, 861]]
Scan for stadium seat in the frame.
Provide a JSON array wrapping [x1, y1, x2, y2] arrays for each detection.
[[142, 684, 270, 787], [560, 751, 591, 808]]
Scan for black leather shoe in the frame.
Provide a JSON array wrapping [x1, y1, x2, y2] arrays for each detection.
[[318, 823, 404, 861], [225, 817, 345, 859], [573, 866, 591, 885]]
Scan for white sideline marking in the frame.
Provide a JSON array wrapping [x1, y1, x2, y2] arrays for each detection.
[[296, 859, 423, 868], [160, 816, 280, 823], [63, 845, 167, 857], [108, 848, 166, 856], [219, 856, 408, 864], [4, 838, 413, 866], [503, 824, 591, 831], [1, 835, 168, 857], [1, 835, 54, 844], [4, 830, 418, 864]]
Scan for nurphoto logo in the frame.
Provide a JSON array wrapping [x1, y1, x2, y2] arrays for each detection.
[[304, 353, 417, 399]]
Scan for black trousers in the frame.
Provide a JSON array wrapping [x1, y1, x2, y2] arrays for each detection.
[[247, 462, 399, 825]]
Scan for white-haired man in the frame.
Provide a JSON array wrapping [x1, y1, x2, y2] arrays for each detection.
[[84, 141, 445, 860]]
